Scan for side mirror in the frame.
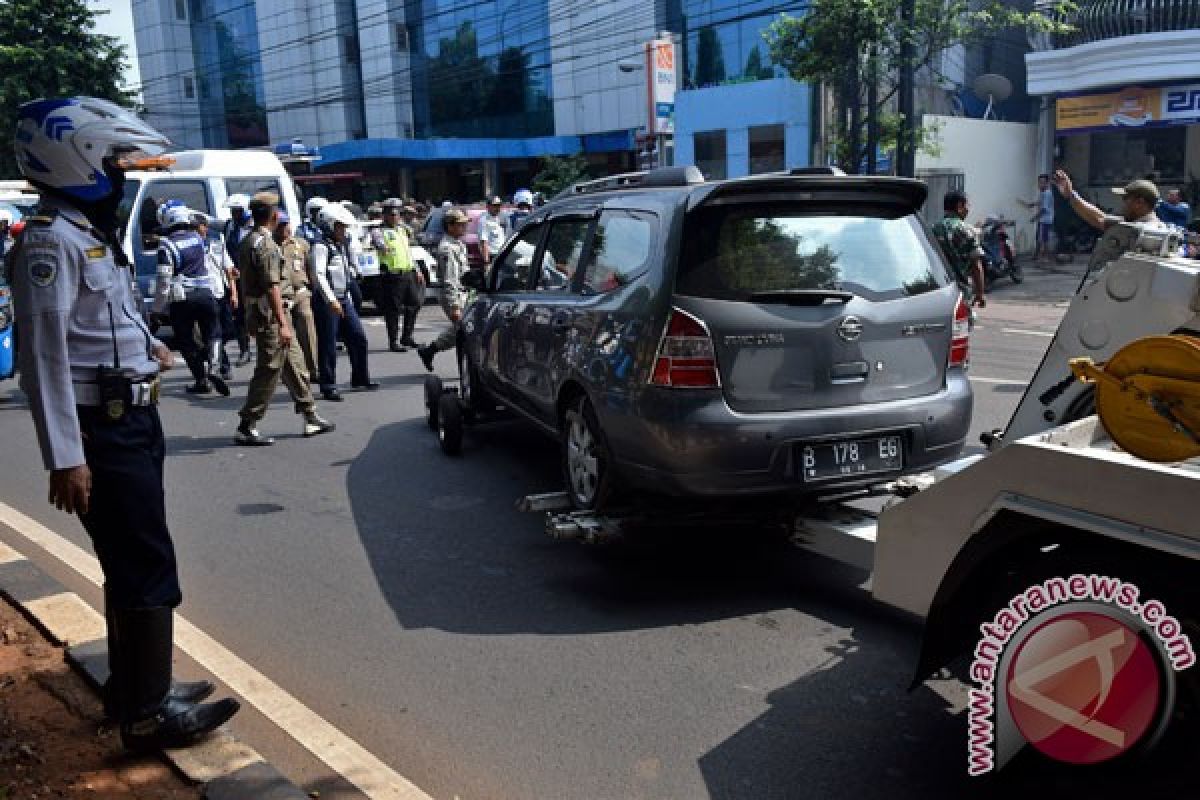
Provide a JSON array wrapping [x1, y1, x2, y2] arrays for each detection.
[[462, 269, 485, 291]]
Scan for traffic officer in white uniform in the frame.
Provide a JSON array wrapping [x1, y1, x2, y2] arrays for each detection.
[[9, 96, 239, 751]]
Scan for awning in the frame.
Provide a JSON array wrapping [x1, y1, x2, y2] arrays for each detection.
[[316, 131, 635, 169], [293, 172, 363, 182]]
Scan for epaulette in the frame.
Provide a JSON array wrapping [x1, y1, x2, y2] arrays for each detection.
[[27, 211, 57, 226]]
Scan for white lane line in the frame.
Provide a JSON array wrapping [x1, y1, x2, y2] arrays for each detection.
[[0, 501, 433, 800], [970, 376, 1028, 386], [1000, 328, 1054, 338]]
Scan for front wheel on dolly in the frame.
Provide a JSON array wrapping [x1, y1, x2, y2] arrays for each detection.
[[424, 374, 443, 430], [438, 392, 464, 456]]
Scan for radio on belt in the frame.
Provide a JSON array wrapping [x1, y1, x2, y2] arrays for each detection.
[[98, 302, 141, 422]]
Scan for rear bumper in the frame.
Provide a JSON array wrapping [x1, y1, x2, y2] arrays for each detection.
[[605, 371, 973, 497]]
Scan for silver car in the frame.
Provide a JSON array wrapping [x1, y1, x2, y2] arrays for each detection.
[[456, 166, 973, 510]]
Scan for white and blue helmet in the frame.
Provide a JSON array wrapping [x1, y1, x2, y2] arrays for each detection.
[[513, 188, 534, 207], [14, 97, 170, 203], [156, 198, 186, 228]]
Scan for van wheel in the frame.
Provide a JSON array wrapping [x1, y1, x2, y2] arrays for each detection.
[[438, 393, 463, 456], [561, 396, 614, 511], [424, 374, 443, 430]]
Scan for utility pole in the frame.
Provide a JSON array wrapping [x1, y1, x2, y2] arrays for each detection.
[[896, 0, 916, 177]]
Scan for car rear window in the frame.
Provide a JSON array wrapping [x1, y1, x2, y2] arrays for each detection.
[[677, 207, 949, 302]]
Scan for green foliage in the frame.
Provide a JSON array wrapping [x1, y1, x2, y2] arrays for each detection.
[[712, 217, 841, 293], [532, 154, 591, 197], [0, 0, 135, 177], [765, 0, 1073, 173], [693, 27, 727, 87]]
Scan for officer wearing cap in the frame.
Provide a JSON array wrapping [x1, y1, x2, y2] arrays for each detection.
[[371, 197, 424, 351], [1053, 171, 1169, 233], [417, 207, 470, 371], [274, 210, 318, 378], [477, 195, 510, 263], [234, 192, 335, 444], [10, 96, 239, 751]]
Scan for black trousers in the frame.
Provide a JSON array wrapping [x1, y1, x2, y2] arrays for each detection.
[[312, 290, 370, 391], [379, 271, 422, 344], [78, 405, 181, 610], [168, 289, 218, 384]]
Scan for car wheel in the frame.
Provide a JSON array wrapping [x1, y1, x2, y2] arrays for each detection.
[[458, 345, 494, 415], [1009, 260, 1023, 284], [561, 396, 613, 511], [437, 392, 463, 456], [424, 374, 443, 431]]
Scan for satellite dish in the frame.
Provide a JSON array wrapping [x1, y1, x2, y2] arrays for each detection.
[[972, 74, 1012, 120]]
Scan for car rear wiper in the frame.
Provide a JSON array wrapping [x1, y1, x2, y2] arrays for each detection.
[[748, 289, 854, 305]]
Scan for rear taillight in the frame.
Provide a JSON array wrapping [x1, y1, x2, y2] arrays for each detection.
[[949, 294, 970, 367], [650, 307, 720, 388]]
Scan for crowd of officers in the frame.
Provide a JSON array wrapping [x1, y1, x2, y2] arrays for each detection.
[[150, 190, 485, 445]]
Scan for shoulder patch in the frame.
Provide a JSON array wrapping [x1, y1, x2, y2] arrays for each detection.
[[29, 215, 55, 226], [29, 257, 58, 288], [85, 245, 107, 260]]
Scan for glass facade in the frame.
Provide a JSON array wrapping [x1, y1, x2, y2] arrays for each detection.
[[406, 0, 554, 138], [189, 0, 269, 148], [680, 0, 785, 89]]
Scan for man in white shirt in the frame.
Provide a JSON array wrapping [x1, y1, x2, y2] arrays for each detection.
[[476, 195, 510, 263]]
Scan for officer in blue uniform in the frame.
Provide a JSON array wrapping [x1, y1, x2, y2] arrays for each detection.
[[154, 204, 228, 396], [10, 96, 239, 751]]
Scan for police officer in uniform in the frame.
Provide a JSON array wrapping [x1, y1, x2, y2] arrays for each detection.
[[154, 205, 229, 396], [275, 211, 319, 379], [417, 207, 470, 371], [10, 96, 239, 751], [371, 197, 424, 352], [234, 192, 335, 445], [223, 194, 254, 365], [311, 203, 378, 400], [298, 196, 327, 246]]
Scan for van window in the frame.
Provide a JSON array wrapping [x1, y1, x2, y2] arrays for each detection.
[[492, 223, 545, 292], [115, 178, 141, 242], [538, 218, 592, 292], [226, 178, 283, 202], [135, 179, 212, 252], [580, 211, 654, 295], [677, 208, 948, 302]]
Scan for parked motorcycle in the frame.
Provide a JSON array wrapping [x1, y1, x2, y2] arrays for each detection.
[[980, 215, 1022, 285]]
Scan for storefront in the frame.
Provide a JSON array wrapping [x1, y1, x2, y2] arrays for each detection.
[[1055, 83, 1200, 204]]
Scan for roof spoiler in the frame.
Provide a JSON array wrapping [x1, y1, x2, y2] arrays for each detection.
[[686, 174, 928, 214]]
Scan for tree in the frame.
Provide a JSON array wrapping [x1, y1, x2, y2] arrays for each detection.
[[428, 21, 494, 136], [765, 0, 1071, 174], [693, 27, 727, 88], [0, 0, 134, 177], [531, 154, 591, 197], [743, 46, 773, 82]]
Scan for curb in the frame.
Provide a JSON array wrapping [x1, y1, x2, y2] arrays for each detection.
[[0, 539, 309, 800]]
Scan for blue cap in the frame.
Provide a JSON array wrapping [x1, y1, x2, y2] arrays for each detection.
[[277, 210, 290, 224]]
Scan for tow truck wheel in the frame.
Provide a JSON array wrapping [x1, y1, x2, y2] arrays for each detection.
[[424, 374, 443, 430], [438, 393, 463, 456], [458, 346, 494, 415], [561, 396, 613, 511]]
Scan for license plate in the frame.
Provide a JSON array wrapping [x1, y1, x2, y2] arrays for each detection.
[[799, 435, 903, 483]]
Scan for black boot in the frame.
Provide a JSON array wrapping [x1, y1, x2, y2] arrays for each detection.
[[101, 588, 215, 720], [114, 607, 240, 753], [400, 309, 420, 348]]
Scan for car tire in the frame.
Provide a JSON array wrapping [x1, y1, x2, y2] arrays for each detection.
[[458, 345, 494, 416], [1009, 260, 1023, 284], [438, 392, 463, 456], [561, 396, 614, 511], [424, 374, 443, 431]]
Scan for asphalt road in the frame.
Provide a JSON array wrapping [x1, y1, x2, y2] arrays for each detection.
[[0, 264, 1188, 799]]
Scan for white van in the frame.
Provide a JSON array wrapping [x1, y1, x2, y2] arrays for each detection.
[[115, 150, 301, 320]]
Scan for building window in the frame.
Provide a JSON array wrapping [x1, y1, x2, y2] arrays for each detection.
[[343, 35, 360, 64], [183, 76, 195, 99], [694, 131, 727, 180], [749, 124, 785, 174], [175, 0, 187, 21], [395, 23, 409, 50], [1088, 128, 1186, 185]]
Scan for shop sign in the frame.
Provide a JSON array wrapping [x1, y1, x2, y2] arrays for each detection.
[[645, 39, 676, 135], [1058, 83, 1200, 133]]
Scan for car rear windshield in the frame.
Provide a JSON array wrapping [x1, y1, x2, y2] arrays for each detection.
[[677, 206, 949, 302]]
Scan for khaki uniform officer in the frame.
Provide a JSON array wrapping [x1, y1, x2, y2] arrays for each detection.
[[275, 211, 318, 378], [417, 207, 471, 371], [234, 192, 334, 445]]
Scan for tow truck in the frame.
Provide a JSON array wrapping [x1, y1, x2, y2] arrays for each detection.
[[519, 222, 1200, 771]]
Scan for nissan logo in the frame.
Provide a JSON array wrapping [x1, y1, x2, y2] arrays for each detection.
[[837, 316, 864, 342]]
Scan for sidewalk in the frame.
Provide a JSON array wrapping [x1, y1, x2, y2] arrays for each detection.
[[0, 593, 202, 799]]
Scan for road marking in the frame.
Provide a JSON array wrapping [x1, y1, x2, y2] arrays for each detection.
[[0, 501, 433, 800], [1000, 328, 1054, 338], [970, 376, 1028, 386]]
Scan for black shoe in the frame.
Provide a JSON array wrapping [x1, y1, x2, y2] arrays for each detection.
[[389, 342, 407, 353], [303, 413, 336, 437], [208, 373, 230, 397], [104, 679, 215, 722], [417, 345, 435, 372], [352, 381, 381, 391], [186, 382, 211, 395], [400, 338, 421, 349], [235, 422, 274, 446], [321, 389, 344, 402], [122, 694, 241, 753]]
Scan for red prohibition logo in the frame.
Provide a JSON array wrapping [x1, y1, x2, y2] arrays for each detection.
[[1005, 611, 1162, 765]]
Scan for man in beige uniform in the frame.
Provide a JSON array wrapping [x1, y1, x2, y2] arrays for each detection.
[[417, 207, 471, 371], [274, 211, 318, 378], [234, 193, 334, 445]]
